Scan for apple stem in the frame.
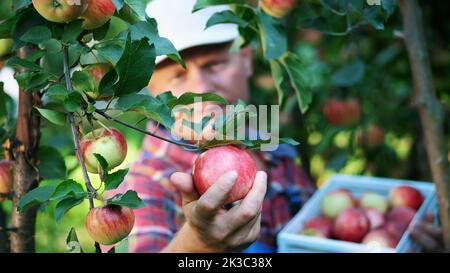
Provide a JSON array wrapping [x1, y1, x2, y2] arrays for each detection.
[[94, 109, 200, 150]]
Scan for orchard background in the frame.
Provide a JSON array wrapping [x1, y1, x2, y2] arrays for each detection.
[[0, 0, 449, 253]]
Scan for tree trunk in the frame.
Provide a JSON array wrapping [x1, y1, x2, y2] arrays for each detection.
[[399, 0, 450, 251], [0, 206, 9, 253], [9, 46, 41, 253]]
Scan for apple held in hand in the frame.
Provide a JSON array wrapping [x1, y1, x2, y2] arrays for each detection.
[[260, 0, 298, 19], [389, 185, 424, 210], [85, 205, 135, 245], [81, 0, 116, 30], [362, 229, 397, 249], [79, 128, 127, 174], [32, 0, 87, 23], [320, 189, 355, 219], [0, 160, 13, 202], [192, 145, 256, 204], [332, 208, 369, 242], [301, 216, 333, 238], [359, 192, 388, 214]]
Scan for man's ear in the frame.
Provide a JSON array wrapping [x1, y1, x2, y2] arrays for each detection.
[[239, 46, 253, 78]]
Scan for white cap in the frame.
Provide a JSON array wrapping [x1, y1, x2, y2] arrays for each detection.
[[146, 0, 239, 64]]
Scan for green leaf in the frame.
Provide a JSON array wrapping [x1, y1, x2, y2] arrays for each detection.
[[35, 108, 67, 126], [55, 196, 84, 223], [104, 169, 129, 190], [256, 10, 287, 60], [113, 36, 156, 96], [45, 85, 70, 102], [72, 71, 96, 95], [269, 60, 290, 106], [62, 20, 84, 44], [330, 60, 365, 87], [115, 94, 174, 128], [7, 56, 43, 72], [17, 185, 57, 214], [124, 19, 185, 68], [20, 26, 51, 44], [51, 179, 86, 201], [95, 40, 125, 66], [206, 10, 249, 29], [38, 146, 67, 179], [280, 137, 300, 146], [193, 0, 245, 12], [64, 92, 85, 112], [280, 52, 313, 114], [382, 0, 397, 17], [107, 190, 145, 209], [66, 228, 84, 253], [172, 92, 228, 107], [93, 153, 109, 173]]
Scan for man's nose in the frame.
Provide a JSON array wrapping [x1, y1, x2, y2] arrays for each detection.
[[188, 68, 215, 94]]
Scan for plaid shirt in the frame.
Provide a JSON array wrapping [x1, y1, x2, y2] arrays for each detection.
[[108, 124, 315, 253]]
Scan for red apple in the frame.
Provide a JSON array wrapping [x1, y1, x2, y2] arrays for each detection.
[[359, 192, 388, 214], [323, 98, 361, 126], [302, 216, 333, 238], [344, 98, 361, 125], [0, 160, 13, 202], [383, 221, 407, 244], [389, 185, 424, 210], [320, 189, 355, 219], [192, 146, 256, 204], [0, 39, 13, 58], [85, 205, 135, 245], [362, 229, 397, 249], [364, 208, 385, 230], [332, 208, 369, 242], [81, 0, 116, 30], [386, 206, 416, 227], [32, 0, 87, 23], [76, 63, 113, 100], [79, 127, 127, 174], [260, 0, 298, 18]]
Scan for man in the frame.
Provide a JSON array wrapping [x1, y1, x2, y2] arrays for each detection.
[[108, 0, 444, 253]]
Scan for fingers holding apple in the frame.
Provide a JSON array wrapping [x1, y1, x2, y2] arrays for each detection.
[[79, 127, 127, 174]]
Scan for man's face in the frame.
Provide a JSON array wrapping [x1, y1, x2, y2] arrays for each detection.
[[148, 42, 253, 104]]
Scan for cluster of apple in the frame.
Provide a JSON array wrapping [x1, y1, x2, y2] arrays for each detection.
[[32, 0, 115, 30], [77, 127, 136, 245], [300, 185, 425, 249]]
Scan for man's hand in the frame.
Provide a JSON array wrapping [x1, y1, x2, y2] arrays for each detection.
[[162, 170, 267, 253], [409, 213, 444, 252]]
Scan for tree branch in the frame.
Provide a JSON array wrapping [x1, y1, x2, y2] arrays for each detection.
[[62, 45, 102, 253], [398, 0, 450, 251], [94, 110, 199, 150]]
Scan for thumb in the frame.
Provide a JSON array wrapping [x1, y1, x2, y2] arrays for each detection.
[[170, 172, 199, 206]]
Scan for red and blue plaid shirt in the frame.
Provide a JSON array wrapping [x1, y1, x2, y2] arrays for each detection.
[[107, 124, 315, 253]]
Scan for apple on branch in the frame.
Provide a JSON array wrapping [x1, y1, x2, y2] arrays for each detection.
[[0, 39, 13, 59], [192, 145, 257, 204], [260, 0, 298, 19], [0, 160, 13, 202], [79, 127, 127, 174], [32, 0, 87, 23], [85, 204, 135, 245], [80, 0, 116, 30]]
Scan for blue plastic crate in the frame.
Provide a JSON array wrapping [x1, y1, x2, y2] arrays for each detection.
[[277, 174, 437, 253]]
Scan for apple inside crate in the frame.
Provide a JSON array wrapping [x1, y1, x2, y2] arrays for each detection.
[[277, 174, 437, 253]]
